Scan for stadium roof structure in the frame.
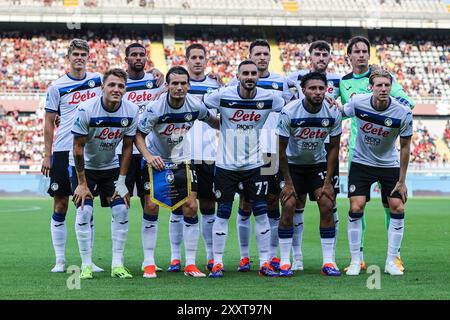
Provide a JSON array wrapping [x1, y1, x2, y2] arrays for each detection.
[[1, 0, 449, 29]]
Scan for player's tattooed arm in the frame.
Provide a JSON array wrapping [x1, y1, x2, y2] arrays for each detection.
[[73, 136, 87, 184], [391, 136, 411, 203], [278, 136, 297, 206]]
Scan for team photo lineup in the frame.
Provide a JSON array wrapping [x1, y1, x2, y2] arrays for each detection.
[[40, 33, 415, 282]]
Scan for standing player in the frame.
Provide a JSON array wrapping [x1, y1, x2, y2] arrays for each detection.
[[277, 72, 342, 277], [135, 66, 219, 279], [340, 36, 414, 271], [230, 40, 292, 272], [41, 39, 103, 273], [181, 43, 221, 272], [204, 60, 285, 278], [70, 68, 140, 279], [116, 43, 165, 210], [286, 40, 341, 271], [342, 69, 412, 276]]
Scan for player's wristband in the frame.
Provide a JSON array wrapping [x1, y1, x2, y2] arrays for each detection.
[[114, 175, 128, 198], [117, 175, 126, 184]]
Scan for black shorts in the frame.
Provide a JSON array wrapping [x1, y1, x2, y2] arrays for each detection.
[[307, 143, 340, 201], [214, 166, 268, 203], [288, 163, 328, 198], [69, 166, 119, 207], [348, 162, 402, 202], [142, 161, 198, 195], [47, 151, 72, 197], [194, 161, 216, 201], [118, 154, 144, 198]]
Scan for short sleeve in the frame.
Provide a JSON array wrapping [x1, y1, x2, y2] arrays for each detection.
[[400, 111, 413, 138], [198, 103, 212, 122], [330, 110, 342, 137], [202, 88, 221, 110], [276, 110, 291, 138], [71, 106, 90, 136], [272, 93, 286, 112], [282, 78, 294, 103], [44, 86, 60, 114], [138, 103, 159, 135], [342, 99, 355, 118], [125, 105, 140, 137]]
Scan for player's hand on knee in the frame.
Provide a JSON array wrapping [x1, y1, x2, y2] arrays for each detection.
[[280, 183, 297, 207], [318, 182, 334, 202], [147, 155, 165, 171], [73, 184, 93, 210], [41, 156, 51, 177], [113, 175, 130, 208], [391, 181, 408, 204]]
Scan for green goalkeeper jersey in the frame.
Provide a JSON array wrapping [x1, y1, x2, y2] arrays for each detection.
[[339, 67, 414, 162]]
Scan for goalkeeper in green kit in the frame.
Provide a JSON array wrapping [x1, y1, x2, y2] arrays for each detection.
[[340, 36, 414, 272]]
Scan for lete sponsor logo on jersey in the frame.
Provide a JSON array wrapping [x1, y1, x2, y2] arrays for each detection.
[[96, 128, 124, 140], [69, 91, 97, 105]]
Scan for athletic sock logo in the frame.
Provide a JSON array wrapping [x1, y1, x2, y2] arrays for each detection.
[[240, 217, 250, 222], [294, 222, 303, 227], [54, 223, 64, 227], [261, 229, 270, 235], [393, 226, 403, 230], [77, 223, 88, 226], [119, 220, 129, 225], [215, 232, 226, 236], [170, 219, 181, 223], [145, 225, 155, 229]]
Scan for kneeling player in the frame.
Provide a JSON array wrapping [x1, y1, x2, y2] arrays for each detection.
[[135, 66, 219, 279], [70, 68, 140, 280], [342, 69, 412, 276], [277, 72, 342, 277]]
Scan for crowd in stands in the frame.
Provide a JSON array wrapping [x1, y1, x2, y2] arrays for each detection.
[[409, 121, 442, 166], [0, 30, 156, 93], [0, 110, 44, 165], [444, 120, 450, 149]]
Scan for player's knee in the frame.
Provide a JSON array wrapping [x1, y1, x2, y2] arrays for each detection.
[[350, 200, 365, 213], [389, 200, 404, 214], [111, 198, 128, 221], [54, 196, 69, 213], [318, 198, 334, 217], [76, 199, 93, 223], [199, 199, 215, 211], [239, 196, 251, 211], [251, 200, 268, 217], [183, 199, 198, 217], [217, 202, 232, 219], [296, 194, 306, 209], [144, 199, 158, 215]]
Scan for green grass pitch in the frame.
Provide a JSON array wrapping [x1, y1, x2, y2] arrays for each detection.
[[0, 197, 449, 300]]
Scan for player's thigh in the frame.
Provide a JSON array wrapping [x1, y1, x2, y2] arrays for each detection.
[[98, 168, 119, 207], [69, 167, 98, 199], [287, 164, 309, 197], [348, 162, 377, 203], [379, 167, 404, 212], [243, 167, 269, 202], [213, 167, 240, 203], [48, 151, 72, 197], [195, 162, 216, 203], [143, 194, 160, 215]]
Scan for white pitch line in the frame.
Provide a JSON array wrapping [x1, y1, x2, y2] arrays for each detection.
[[0, 206, 42, 213]]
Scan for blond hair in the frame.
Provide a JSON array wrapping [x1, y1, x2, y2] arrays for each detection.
[[369, 67, 393, 85]]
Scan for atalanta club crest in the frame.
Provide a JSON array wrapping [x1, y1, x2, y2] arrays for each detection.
[[121, 118, 129, 127], [215, 189, 222, 199], [146, 81, 154, 89], [321, 119, 330, 127], [88, 80, 95, 88], [349, 184, 356, 193], [51, 183, 59, 191], [144, 182, 150, 190], [165, 171, 175, 184], [384, 118, 392, 127], [206, 87, 214, 93], [184, 113, 193, 121], [272, 82, 279, 90], [256, 102, 264, 109]]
